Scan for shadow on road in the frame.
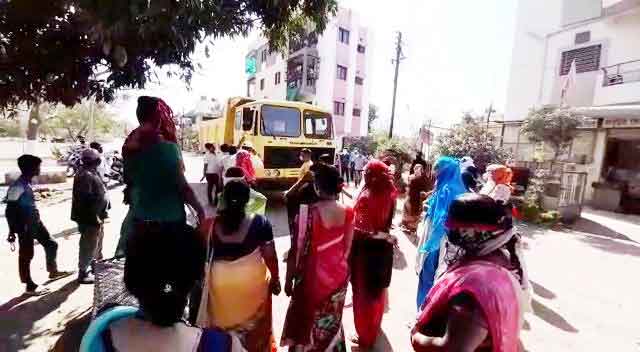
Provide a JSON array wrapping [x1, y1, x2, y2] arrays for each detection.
[[567, 217, 638, 243], [578, 234, 640, 257], [0, 280, 79, 351], [531, 298, 578, 333], [530, 280, 557, 300], [50, 307, 91, 352]]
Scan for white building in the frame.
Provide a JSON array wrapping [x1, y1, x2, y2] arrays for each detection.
[[503, 0, 640, 210], [244, 8, 371, 141]]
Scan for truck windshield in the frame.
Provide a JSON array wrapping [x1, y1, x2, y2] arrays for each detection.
[[261, 105, 301, 137], [303, 111, 332, 139]]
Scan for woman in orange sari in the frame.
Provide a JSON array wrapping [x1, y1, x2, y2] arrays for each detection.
[[281, 164, 354, 351], [351, 160, 398, 350]]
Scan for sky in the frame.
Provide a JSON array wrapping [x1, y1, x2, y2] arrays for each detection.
[[112, 0, 518, 137]]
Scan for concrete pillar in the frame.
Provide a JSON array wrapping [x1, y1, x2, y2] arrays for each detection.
[[584, 129, 608, 201]]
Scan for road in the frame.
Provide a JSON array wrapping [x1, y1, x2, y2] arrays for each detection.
[[1, 153, 640, 351]]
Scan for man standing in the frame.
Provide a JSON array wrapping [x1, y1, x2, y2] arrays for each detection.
[[5, 155, 70, 295], [352, 150, 368, 187], [202, 143, 221, 206], [339, 149, 351, 184], [284, 148, 315, 237], [71, 149, 109, 284]]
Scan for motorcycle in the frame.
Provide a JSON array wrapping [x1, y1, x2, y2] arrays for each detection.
[[104, 151, 124, 184], [65, 146, 84, 177]]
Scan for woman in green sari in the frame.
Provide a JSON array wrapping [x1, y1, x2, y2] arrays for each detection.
[[115, 96, 204, 256]]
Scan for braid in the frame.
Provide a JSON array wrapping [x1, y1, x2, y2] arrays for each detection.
[[505, 235, 524, 286]]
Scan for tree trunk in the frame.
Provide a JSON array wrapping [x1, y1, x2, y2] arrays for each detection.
[[26, 103, 41, 140]]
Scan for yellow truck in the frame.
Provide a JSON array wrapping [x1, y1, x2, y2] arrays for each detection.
[[198, 97, 336, 187]]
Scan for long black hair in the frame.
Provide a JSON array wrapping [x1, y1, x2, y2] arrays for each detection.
[[124, 223, 204, 326], [218, 180, 251, 234]]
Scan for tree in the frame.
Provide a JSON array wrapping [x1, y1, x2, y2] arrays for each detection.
[[43, 101, 117, 141], [0, 0, 338, 108], [520, 107, 583, 163], [434, 115, 511, 170], [367, 104, 379, 133]]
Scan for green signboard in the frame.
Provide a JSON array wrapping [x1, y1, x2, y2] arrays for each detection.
[[245, 56, 256, 75]]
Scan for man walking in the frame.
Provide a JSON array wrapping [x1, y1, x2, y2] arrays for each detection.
[[352, 150, 368, 187], [71, 149, 109, 284], [5, 155, 70, 295], [339, 149, 351, 184], [202, 143, 221, 206]]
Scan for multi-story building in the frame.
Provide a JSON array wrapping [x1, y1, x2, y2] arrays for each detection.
[[244, 7, 370, 141], [500, 0, 640, 209]]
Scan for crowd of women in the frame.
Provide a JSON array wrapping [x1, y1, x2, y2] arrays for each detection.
[[80, 96, 530, 352]]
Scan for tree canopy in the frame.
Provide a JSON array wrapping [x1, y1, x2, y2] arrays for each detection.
[[520, 107, 583, 161], [434, 114, 511, 170], [43, 100, 118, 141], [0, 0, 337, 108], [367, 104, 379, 133]]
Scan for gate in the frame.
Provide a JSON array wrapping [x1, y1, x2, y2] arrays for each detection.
[[558, 171, 588, 222]]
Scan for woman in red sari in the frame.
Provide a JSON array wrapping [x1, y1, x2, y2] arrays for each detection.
[[351, 159, 398, 350], [281, 164, 354, 351]]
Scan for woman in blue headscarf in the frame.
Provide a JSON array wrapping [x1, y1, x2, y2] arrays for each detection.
[[415, 156, 466, 309]]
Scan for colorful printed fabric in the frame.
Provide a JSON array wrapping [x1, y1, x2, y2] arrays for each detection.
[[281, 205, 354, 351]]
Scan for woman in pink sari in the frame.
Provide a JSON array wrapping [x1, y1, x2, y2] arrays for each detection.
[[281, 164, 354, 351], [411, 193, 526, 352], [351, 159, 398, 350]]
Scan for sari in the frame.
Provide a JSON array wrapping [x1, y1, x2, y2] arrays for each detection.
[[351, 160, 397, 349], [281, 205, 355, 351], [413, 260, 522, 352], [200, 248, 276, 352], [416, 157, 466, 309]]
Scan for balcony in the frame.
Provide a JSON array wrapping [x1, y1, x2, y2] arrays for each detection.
[[594, 59, 640, 105]]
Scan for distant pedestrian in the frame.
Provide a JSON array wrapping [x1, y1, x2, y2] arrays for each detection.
[[202, 143, 221, 206], [410, 152, 428, 175], [5, 155, 71, 296], [72, 149, 109, 284], [352, 151, 368, 187], [460, 156, 481, 192], [284, 148, 316, 237], [339, 149, 351, 183]]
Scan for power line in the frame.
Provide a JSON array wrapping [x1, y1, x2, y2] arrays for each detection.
[[389, 31, 405, 139]]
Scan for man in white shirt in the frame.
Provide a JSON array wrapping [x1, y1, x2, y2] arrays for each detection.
[[352, 150, 368, 187], [202, 143, 222, 206], [221, 145, 238, 175]]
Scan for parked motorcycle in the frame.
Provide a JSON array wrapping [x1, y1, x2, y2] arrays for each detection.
[[64, 146, 84, 177], [104, 151, 124, 184]]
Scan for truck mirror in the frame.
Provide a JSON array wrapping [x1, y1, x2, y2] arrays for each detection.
[[242, 108, 253, 131]]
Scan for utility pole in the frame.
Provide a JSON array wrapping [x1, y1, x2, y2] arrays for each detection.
[[389, 31, 404, 139]]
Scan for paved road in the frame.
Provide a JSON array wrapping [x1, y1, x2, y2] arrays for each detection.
[[1, 154, 640, 351]]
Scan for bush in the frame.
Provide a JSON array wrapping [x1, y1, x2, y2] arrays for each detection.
[[0, 119, 21, 137]]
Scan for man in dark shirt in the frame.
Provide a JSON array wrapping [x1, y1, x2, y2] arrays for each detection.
[[5, 155, 70, 295], [72, 149, 109, 284]]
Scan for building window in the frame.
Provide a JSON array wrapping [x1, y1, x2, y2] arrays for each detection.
[[334, 101, 345, 116], [355, 76, 364, 85], [353, 108, 361, 117], [275, 72, 281, 85], [357, 44, 365, 53], [560, 44, 601, 75], [261, 50, 267, 63], [260, 78, 265, 90], [337, 65, 348, 80], [338, 28, 350, 44]]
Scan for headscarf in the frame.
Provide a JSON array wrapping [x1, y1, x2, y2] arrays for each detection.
[[354, 159, 397, 234], [459, 156, 475, 170], [420, 156, 466, 254], [122, 97, 177, 158], [488, 164, 513, 187], [235, 150, 256, 183]]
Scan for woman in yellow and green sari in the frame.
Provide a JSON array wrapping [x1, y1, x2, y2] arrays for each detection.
[[197, 180, 280, 352]]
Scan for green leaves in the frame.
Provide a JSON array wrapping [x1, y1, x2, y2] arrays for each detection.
[[521, 107, 583, 160], [434, 115, 511, 169], [0, 0, 338, 108]]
